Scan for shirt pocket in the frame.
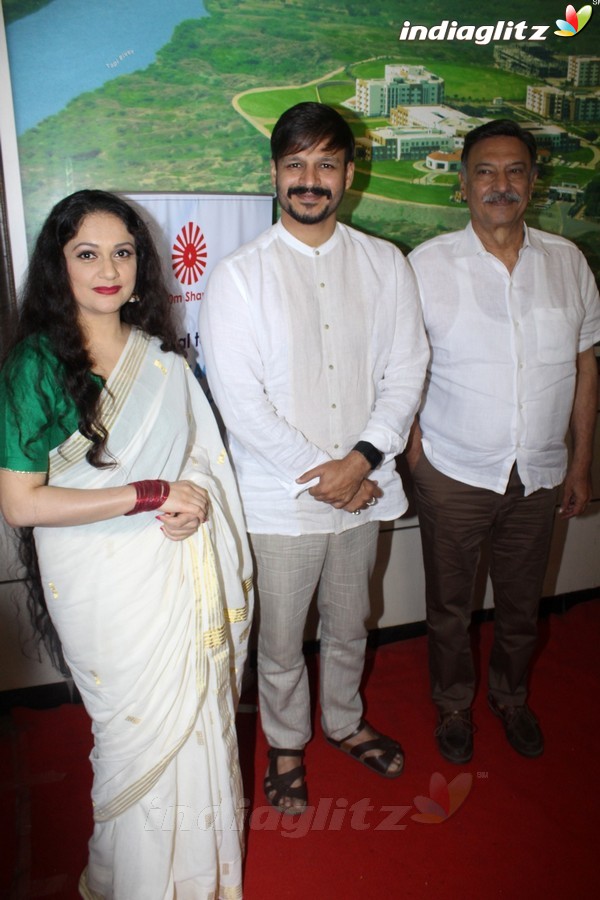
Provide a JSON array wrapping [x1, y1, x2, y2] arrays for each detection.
[[532, 307, 580, 365]]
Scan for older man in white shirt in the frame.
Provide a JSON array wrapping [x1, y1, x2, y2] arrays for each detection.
[[200, 102, 428, 813], [408, 119, 600, 764]]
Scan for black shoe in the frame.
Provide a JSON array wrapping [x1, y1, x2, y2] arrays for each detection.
[[488, 694, 544, 758], [434, 709, 473, 764]]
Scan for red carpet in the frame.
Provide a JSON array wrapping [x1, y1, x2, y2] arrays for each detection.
[[2, 600, 599, 899]]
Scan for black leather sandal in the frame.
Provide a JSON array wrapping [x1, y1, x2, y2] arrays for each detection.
[[326, 718, 404, 779], [263, 747, 308, 815]]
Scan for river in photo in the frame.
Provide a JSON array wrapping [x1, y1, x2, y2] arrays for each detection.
[[5, 0, 207, 134]]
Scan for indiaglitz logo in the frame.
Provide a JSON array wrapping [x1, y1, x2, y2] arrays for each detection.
[[398, 19, 551, 44], [172, 222, 207, 286], [555, 4, 592, 36], [399, 3, 595, 44], [411, 772, 473, 824]]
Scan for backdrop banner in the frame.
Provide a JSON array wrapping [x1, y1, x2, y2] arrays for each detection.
[[126, 192, 274, 370]]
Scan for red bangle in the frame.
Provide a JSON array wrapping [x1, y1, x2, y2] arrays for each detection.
[[125, 480, 170, 516]]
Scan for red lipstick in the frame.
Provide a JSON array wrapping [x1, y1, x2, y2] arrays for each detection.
[[93, 286, 121, 295]]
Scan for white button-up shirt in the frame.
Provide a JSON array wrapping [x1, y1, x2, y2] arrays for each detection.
[[200, 220, 429, 534], [409, 222, 600, 495]]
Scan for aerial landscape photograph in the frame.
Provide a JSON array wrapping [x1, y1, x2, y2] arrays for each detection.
[[3, 0, 600, 272]]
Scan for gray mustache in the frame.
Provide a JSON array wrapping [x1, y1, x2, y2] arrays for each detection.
[[483, 190, 523, 204]]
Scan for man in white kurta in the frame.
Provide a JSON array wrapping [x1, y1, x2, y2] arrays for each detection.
[[407, 119, 600, 765], [200, 102, 428, 811]]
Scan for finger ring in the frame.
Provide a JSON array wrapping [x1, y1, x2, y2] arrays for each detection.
[[353, 510, 361, 515], [366, 498, 378, 507]]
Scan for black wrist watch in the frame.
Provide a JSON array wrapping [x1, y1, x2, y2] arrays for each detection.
[[352, 441, 384, 470]]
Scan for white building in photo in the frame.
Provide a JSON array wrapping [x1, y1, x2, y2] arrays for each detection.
[[355, 64, 444, 116]]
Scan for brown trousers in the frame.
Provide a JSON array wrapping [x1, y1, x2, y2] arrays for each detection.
[[411, 453, 558, 714]]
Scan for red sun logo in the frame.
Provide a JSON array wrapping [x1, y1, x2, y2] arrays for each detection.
[[172, 222, 207, 285]]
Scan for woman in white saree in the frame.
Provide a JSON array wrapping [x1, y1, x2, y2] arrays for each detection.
[[0, 191, 252, 899]]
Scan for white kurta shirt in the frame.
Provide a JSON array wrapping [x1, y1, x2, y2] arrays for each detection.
[[409, 222, 600, 496], [200, 220, 429, 535]]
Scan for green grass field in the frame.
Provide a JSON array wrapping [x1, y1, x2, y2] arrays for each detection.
[[237, 88, 320, 118], [316, 82, 357, 107], [562, 147, 596, 165], [353, 170, 456, 205], [545, 166, 596, 188], [370, 160, 424, 179]]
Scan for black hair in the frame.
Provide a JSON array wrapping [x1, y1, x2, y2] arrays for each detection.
[[4, 189, 184, 675], [13, 189, 183, 468], [461, 119, 538, 170], [271, 102, 355, 165]]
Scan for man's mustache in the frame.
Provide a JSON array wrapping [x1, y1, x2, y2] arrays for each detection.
[[287, 185, 333, 199], [483, 190, 523, 204]]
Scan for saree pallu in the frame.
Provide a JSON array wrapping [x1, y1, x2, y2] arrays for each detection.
[[33, 329, 252, 900]]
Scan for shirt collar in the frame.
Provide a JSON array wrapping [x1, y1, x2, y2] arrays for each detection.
[[275, 218, 341, 256], [458, 220, 548, 258], [523, 224, 550, 255]]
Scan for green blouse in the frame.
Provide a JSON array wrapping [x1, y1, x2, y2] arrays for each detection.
[[0, 335, 104, 473]]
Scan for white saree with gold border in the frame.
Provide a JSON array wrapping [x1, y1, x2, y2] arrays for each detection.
[[33, 329, 252, 900]]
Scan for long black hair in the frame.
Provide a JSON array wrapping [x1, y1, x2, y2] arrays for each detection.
[[14, 189, 184, 465], [5, 189, 184, 674]]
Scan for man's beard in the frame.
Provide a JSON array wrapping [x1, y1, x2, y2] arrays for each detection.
[[278, 184, 339, 225]]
